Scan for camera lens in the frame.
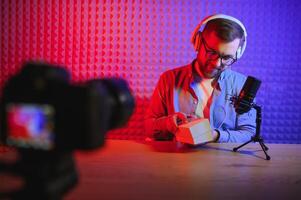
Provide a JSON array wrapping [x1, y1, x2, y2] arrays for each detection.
[[87, 78, 135, 130]]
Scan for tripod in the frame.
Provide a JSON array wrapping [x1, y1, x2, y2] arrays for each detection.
[[233, 104, 271, 160]]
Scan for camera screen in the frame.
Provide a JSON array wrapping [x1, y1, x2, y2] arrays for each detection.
[[6, 104, 55, 150]]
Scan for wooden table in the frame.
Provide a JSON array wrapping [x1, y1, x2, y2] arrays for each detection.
[[64, 140, 301, 200]]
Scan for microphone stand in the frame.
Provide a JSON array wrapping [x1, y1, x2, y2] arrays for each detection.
[[233, 104, 271, 160]]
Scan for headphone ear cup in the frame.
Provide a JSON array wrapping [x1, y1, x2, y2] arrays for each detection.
[[238, 37, 247, 59], [193, 31, 201, 51], [236, 46, 242, 59]]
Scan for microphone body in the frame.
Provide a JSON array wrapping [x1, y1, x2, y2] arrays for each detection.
[[233, 76, 261, 114]]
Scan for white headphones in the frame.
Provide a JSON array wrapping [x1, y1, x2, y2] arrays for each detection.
[[191, 14, 247, 59]]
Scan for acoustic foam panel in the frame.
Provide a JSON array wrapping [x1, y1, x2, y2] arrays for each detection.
[[1, 0, 300, 143]]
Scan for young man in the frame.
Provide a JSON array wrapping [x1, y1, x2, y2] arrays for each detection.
[[145, 14, 256, 143]]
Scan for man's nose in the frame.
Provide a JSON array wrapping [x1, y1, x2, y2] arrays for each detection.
[[212, 56, 223, 69]]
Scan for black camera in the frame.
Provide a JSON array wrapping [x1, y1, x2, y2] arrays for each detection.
[[0, 62, 135, 151], [0, 62, 135, 199]]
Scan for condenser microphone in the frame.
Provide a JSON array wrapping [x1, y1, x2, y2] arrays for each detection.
[[233, 76, 261, 114]]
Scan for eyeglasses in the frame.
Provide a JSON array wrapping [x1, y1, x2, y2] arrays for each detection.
[[201, 35, 237, 66]]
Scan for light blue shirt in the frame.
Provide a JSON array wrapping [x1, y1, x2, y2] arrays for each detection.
[[173, 68, 256, 142], [145, 62, 256, 143]]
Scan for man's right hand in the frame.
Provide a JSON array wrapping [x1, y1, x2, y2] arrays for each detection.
[[166, 112, 189, 133]]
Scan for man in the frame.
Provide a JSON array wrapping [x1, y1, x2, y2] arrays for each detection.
[[145, 14, 256, 143]]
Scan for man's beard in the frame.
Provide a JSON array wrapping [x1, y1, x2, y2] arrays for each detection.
[[202, 60, 224, 79]]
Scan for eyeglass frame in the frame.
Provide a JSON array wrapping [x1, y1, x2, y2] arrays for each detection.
[[200, 34, 238, 66]]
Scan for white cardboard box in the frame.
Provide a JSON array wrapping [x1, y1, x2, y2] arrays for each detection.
[[176, 118, 213, 145]]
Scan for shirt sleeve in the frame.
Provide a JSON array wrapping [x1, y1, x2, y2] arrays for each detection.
[[144, 74, 174, 140], [215, 71, 257, 143], [217, 104, 257, 143]]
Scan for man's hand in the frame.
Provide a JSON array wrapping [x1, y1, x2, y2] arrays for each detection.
[[166, 112, 189, 133]]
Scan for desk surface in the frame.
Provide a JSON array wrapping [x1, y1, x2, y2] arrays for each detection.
[[65, 140, 301, 200]]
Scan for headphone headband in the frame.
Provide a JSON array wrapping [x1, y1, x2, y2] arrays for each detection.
[[191, 14, 247, 59]]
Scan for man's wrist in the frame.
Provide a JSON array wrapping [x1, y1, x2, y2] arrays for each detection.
[[214, 129, 220, 142]]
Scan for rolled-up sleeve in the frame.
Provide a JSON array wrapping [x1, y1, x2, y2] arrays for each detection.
[[144, 74, 170, 138], [218, 107, 256, 143]]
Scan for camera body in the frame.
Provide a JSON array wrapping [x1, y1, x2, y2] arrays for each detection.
[[0, 62, 135, 199], [0, 62, 135, 152]]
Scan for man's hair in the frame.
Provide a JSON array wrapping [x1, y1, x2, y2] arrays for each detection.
[[203, 18, 245, 43]]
